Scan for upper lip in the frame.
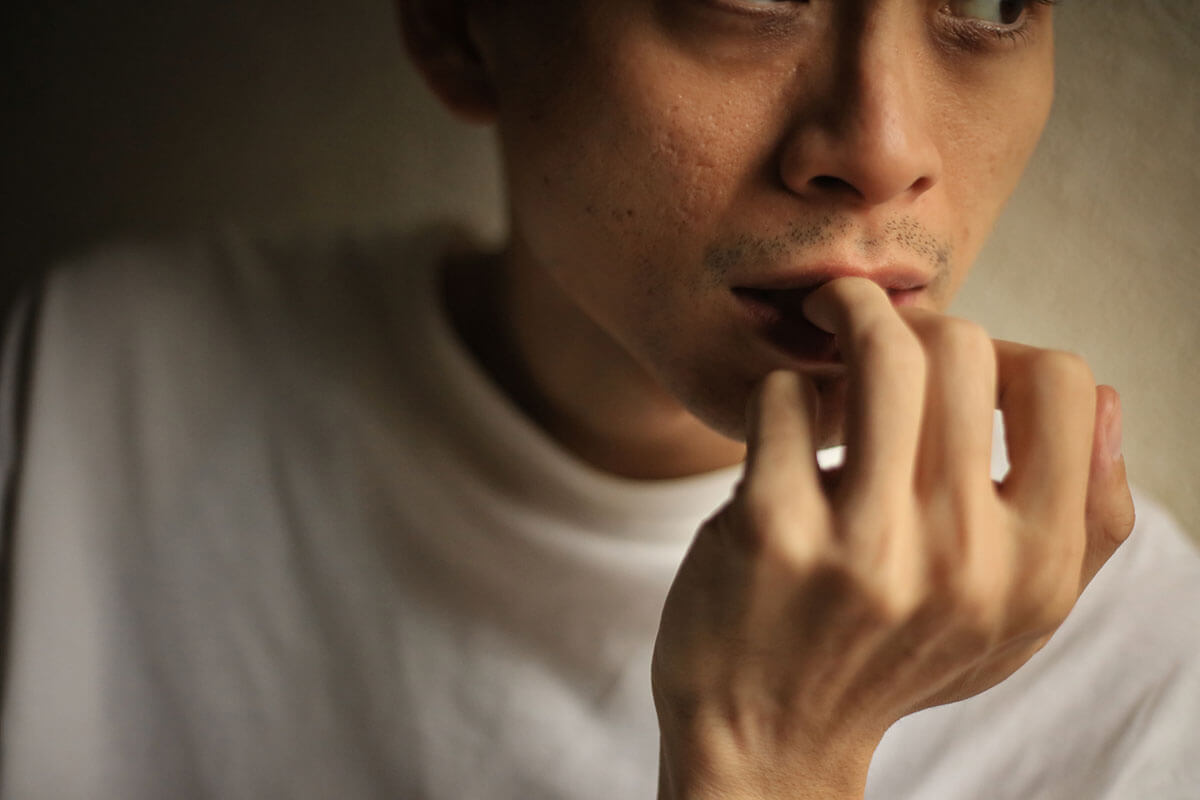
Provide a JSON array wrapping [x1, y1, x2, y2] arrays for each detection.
[[732, 263, 932, 293]]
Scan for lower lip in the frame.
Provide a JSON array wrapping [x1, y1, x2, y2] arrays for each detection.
[[889, 288, 923, 308], [733, 288, 838, 363], [734, 286, 924, 363]]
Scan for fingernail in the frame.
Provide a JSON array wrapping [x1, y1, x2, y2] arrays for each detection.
[[1105, 392, 1123, 461]]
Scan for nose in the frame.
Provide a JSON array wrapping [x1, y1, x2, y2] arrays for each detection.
[[778, 27, 942, 207]]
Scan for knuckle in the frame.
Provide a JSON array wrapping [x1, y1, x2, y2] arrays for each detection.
[[732, 481, 826, 569], [732, 482, 788, 551], [875, 582, 923, 625], [844, 536, 925, 623], [949, 575, 1006, 633], [821, 561, 918, 626]]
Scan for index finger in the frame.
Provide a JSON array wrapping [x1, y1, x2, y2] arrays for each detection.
[[802, 277, 926, 511]]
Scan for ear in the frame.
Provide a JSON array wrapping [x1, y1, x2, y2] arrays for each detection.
[[396, 0, 498, 123]]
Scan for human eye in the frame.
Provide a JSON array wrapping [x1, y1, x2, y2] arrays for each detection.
[[941, 0, 1058, 45], [699, 0, 809, 26], [705, 0, 807, 16]]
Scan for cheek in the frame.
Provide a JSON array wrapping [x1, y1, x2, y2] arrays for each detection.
[[500, 30, 765, 282], [938, 73, 1053, 293]]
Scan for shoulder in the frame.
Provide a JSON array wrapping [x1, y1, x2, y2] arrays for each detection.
[[13, 225, 480, 499], [38, 227, 452, 344], [30, 225, 471, 394]]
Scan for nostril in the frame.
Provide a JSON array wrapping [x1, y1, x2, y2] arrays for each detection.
[[809, 175, 858, 195], [909, 175, 934, 194]]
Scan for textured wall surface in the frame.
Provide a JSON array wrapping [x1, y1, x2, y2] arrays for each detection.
[[4, 1, 1197, 540]]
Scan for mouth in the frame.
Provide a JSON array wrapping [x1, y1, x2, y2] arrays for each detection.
[[732, 278, 927, 363]]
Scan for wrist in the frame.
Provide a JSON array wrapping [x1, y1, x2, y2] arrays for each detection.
[[656, 728, 876, 800]]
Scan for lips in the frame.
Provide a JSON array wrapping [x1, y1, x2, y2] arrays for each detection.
[[732, 271, 930, 363]]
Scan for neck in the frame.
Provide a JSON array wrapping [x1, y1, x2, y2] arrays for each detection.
[[441, 244, 746, 480]]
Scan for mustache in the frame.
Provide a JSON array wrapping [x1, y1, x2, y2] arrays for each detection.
[[703, 213, 953, 289]]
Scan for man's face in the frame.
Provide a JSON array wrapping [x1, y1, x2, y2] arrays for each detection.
[[479, 0, 1055, 442]]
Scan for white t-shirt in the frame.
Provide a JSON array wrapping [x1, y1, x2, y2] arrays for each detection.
[[2, 229, 1197, 799]]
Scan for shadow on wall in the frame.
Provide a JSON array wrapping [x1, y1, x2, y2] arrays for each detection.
[[1, 0, 503, 308]]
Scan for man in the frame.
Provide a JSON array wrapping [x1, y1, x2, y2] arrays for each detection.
[[2, 0, 1197, 798]]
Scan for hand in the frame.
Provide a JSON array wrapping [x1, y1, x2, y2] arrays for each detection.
[[651, 277, 1135, 800]]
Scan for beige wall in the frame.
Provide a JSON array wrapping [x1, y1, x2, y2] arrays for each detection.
[[5, 1, 1197, 541]]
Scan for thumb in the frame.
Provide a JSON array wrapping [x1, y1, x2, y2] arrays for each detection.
[[1080, 385, 1136, 590]]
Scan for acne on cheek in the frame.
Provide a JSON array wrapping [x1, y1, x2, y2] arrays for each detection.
[[570, 116, 729, 238], [660, 164, 726, 232], [586, 26, 772, 231], [523, 38, 761, 256], [642, 104, 752, 233]]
